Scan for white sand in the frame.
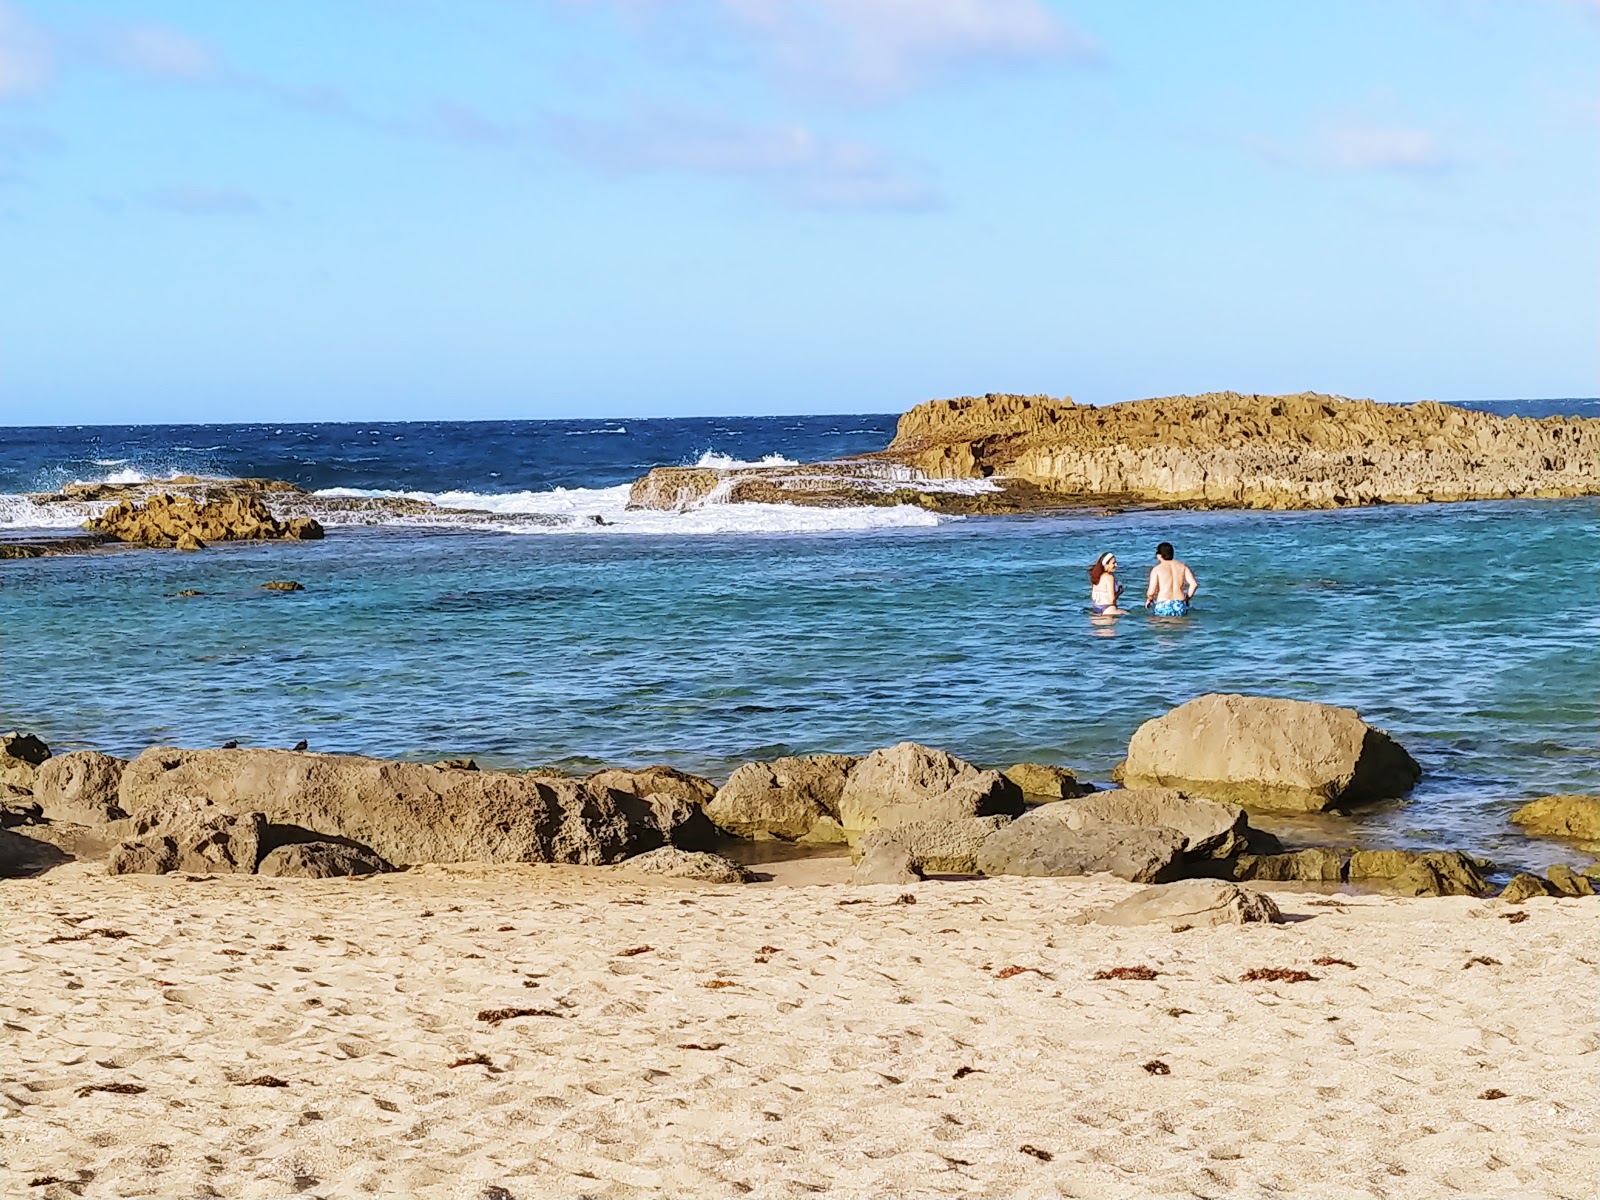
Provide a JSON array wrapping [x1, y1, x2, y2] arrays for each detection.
[[2, 861, 1595, 1199]]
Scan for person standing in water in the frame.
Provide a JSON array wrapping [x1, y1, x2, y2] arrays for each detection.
[[1146, 541, 1198, 616], [1088, 552, 1126, 615]]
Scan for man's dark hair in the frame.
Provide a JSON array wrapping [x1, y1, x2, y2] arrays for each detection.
[[1156, 542, 1175, 561]]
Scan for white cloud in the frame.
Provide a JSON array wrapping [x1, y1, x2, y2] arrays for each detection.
[[1322, 124, 1452, 173], [546, 102, 938, 208], [109, 24, 222, 81], [0, 1, 51, 98]]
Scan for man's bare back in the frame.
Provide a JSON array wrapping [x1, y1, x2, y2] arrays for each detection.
[[1146, 542, 1197, 615]]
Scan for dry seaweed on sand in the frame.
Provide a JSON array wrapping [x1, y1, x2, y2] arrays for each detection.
[[76, 1082, 147, 1097], [1500, 911, 1530, 924], [1479, 1088, 1508, 1100], [476, 1007, 563, 1024], [616, 945, 652, 957], [1463, 956, 1501, 969], [448, 1054, 492, 1069], [1094, 965, 1162, 981], [1240, 967, 1317, 983], [1019, 1145, 1053, 1162], [1142, 1060, 1171, 1075], [1312, 957, 1357, 968], [242, 1075, 288, 1087], [995, 965, 1044, 979]]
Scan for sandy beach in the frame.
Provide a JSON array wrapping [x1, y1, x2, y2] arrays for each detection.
[[3, 861, 1594, 1200]]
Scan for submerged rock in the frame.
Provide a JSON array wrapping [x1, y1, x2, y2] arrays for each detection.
[[1509, 795, 1600, 847], [1091, 879, 1281, 928], [624, 846, 752, 885], [706, 754, 859, 841], [837, 744, 1024, 835], [261, 580, 306, 592], [1120, 693, 1420, 812]]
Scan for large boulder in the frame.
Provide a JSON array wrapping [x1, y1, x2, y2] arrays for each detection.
[[705, 754, 858, 841], [1120, 694, 1421, 812], [591, 768, 719, 850], [107, 804, 265, 875], [976, 806, 1185, 883], [623, 846, 751, 885], [1348, 848, 1489, 896], [837, 744, 1024, 835], [852, 841, 923, 885], [1230, 848, 1347, 883], [32, 751, 128, 824], [118, 748, 667, 866], [1092, 880, 1281, 928], [1509, 795, 1600, 847], [1, 732, 50, 793], [257, 841, 393, 878], [85, 492, 324, 547], [853, 816, 1012, 875], [1064, 788, 1248, 859]]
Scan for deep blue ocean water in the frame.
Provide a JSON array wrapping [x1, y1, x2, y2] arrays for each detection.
[[2, 399, 1596, 871]]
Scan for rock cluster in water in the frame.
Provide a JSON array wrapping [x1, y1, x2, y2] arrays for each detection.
[[85, 492, 324, 549]]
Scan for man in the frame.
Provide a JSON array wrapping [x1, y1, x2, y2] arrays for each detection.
[[1145, 541, 1198, 616]]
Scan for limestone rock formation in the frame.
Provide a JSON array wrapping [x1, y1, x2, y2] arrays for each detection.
[[1545, 863, 1594, 897], [86, 492, 324, 548], [118, 748, 669, 866], [1002, 763, 1092, 800], [1349, 849, 1490, 896], [1121, 694, 1420, 812], [107, 805, 266, 875], [1500, 872, 1558, 903], [1066, 789, 1248, 860], [706, 754, 859, 841], [624, 846, 752, 884], [837, 744, 1024, 835], [1, 732, 50, 793], [31, 751, 128, 824], [852, 841, 923, 885], [853, 816, 1013, 875], [590, 766, 719, 849], [1230, 849, 1347, 883], [886, 391, 1600, 509], [257, 841, 393, 878], [1091, 880, 1281, 928], [976, 805, 1186, 882], [1510, 795, 1600, 846]]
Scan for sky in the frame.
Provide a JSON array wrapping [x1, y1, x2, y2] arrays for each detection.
[[0, 0, 1596, 425]]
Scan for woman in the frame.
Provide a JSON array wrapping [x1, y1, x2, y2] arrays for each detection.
[[1088, 552, 1126, 615]]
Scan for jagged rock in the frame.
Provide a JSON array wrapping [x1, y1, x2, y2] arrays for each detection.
[[108, 804, 265, 875], [257, 841, 393, 878], [261, 580, 305, 592], [1120, 694, 1420, 812], [1545, 863, 1594, 897], [623, 847, 751, 884], [1509, 795, 1600, 846], [886, 391, 1600, 509], [591, 767, 718, 850], [852, 841, 923, 885], [837, 744, 1024, 835], [1065, 789, 1248, 859], [706, 754, 859, 841], [32, 751, 128, 824], [1, 731, 50, 792], [118, 747, 666, 866], [1500, 872, 1558, 903], [1091, 879, 1281, 928], [976, 806, 1186, 882], [86, 492, 324, 547], [1230, 847, 1347, 883], [798, 816, 848, 845], [853, 816, 1013, 875], [1349, 849, 1490, 897], [1002, 763, 1092, 800]]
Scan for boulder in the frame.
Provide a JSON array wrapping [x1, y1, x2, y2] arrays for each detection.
[[837, 744, 1024, 835], [1065, 788, 1248, 859], [623, 846, 751, 885], [1120, 694, 1421, 812], [1002, 763, 1092, 800], [852, 841, 923, 885], [705, 754, 858, 841], [1509, 795, 1600, 846], [1545, 863, 1594, 898], [853, 816, 1012, 875], [1230, 848, 1346, 883], [1499, 872, 1557, 904], [976, 806, 1186, 883], [32, 751, 128, 824], [590, 767, 718, 850], [257, 841, 393, 879], [1349, 849, 1489, 897], [108, 805, 265, 875], [118, 747, 663, 866], [1, 731, 50, 792], [1092, 879, 1281, 928]]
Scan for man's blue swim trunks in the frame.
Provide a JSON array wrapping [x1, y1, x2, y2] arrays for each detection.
[[1150, 599, 1190, 617]]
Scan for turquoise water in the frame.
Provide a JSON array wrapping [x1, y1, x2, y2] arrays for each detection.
[[5, 495, 1596, 871]]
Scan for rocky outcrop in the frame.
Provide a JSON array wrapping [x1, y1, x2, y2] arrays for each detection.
[[1230, 848, 1347, 883], [852, 841, 923, 884], [32, 752, 128, 824], [1545, 864, 1594, 897], [1067, 789, 1248, 859], [1509, 795, 1600, 846], [257, 841, 393, 878], [623, 847, 752, 884], [853, 816, 1013, 875], [590, 766, 719, 850], [1, 732, 50, 793], [1120, 694, 1420, 812], [1500, 872, 1558, 903], [625, 464, 1053, 515], [86, 493, 323, 548], [117, 748, 670, 866], [1002, 763, 1092, 800], [976, 806, 1186, 883], [1351, 849, 1489, 897], [1092, 880, 1281, 928], [706, 754, 859, 842], [107, 804, 266, 875], [886, 391, 1600, 509], [837, 744, 1024, 835]]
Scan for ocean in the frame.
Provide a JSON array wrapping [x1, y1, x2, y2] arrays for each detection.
[[3, 400, 1597, 872]]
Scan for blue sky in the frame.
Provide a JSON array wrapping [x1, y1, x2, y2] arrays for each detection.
[[0, 0, 1596, 424]]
